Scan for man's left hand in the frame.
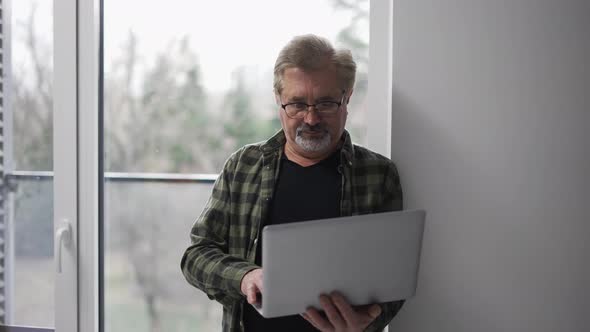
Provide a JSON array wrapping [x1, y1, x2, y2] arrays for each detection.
[[301, 292, 381, 332]]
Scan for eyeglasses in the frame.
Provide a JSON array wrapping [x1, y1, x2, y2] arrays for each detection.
[[281, 91, 346, 119]]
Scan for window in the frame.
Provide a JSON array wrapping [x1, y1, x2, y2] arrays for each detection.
[[103, 1, 371, 331], [2, 0, 393, 331], [5, 0, 55, 328]]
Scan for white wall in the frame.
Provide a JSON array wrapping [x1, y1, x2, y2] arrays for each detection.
[[389, 1, 589, 331]]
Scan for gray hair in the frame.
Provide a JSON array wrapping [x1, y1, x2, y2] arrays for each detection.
[[273, 34, 357, 95]]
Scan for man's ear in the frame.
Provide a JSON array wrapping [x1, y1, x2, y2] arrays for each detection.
[[346, 89, 354, 104], [274, 92, 281, 106]]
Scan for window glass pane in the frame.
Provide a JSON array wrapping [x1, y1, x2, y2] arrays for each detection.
[[104, 181, 218, 332], [13, 178, 54, 327], [104, 1, 368, 331], [9, 0, 54, 328], [12, 0, 53, 171], [104, 0, 369, 174]]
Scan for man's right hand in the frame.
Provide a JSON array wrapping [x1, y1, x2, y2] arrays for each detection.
[[240, 268, 263, 305]]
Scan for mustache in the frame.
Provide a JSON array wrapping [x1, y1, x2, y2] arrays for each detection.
[[296, 123, 328, 135]]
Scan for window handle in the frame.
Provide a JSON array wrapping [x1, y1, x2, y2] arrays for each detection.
[[56, 219, 73, 273]]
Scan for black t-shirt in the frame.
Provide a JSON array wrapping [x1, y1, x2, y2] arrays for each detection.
[[243, 150, 342, 332]]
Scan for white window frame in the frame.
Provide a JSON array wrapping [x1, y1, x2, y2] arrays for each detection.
[[54, 0, 100, 331], [369, 4, 395, 332], [77, 0, 101, 331], [53, 0, 78, 331], [59, 1, 394, 331], [367, 0, 394, 158]]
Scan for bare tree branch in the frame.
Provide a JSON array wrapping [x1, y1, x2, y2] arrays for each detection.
[[24, 3, 53, 117]]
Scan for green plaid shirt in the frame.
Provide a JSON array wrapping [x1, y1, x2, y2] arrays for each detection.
[[181, 130, 405, 331]]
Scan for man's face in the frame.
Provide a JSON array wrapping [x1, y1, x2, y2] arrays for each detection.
[[277, 66, 350, 159]]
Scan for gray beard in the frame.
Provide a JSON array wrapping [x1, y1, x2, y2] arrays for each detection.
[[295, 126, 332, 152]]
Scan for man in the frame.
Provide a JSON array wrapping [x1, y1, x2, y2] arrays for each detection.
[[181, 34, 404, 332]]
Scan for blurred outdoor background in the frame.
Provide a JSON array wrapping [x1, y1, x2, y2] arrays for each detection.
[[10, 0, 369, 331]]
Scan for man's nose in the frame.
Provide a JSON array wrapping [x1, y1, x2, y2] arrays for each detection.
[[303, 108, 321, 126]]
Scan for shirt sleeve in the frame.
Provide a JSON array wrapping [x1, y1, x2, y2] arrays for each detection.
[[378, 162, 403, 212], [365, 300, 406, 332], [366, 161, 406, 330], [180, 153, 259, 307]]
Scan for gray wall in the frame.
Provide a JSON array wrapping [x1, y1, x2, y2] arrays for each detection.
[[389, 1, 588, 331]]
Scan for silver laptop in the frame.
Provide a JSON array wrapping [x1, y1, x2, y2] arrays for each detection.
[[253, 209, 426, 318]]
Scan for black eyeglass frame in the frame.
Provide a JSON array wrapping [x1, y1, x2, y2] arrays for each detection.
[[280, 90, 347, 119]]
